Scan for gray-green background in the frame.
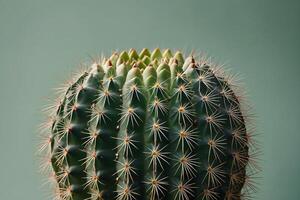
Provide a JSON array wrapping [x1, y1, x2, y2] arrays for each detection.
[[0, 0, 299, 199]]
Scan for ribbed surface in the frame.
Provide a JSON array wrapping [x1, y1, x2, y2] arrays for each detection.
[[45, 48, 252, 200]]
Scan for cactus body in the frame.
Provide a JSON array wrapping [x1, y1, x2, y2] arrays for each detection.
[[41, 48, 256, 200]]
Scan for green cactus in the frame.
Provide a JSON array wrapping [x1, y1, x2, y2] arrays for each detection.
[[40, 48, 258, 200]]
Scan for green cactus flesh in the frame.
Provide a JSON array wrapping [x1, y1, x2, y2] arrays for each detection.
[[42, 48, 255, 200]]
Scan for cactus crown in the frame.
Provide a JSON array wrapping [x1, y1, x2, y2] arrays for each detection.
[[40, 48, 258, 200]]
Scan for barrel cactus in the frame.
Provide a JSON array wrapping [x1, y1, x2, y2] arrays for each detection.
[[39, 48, 258, 200]]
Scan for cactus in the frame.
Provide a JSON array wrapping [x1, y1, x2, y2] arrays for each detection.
[[39, 48, 258, 200]]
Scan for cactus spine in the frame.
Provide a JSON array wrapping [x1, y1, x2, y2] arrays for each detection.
[[40, 48, 258, 200]]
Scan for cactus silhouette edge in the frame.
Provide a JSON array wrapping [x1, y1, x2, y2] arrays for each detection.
[[39, 48, 259, 200]]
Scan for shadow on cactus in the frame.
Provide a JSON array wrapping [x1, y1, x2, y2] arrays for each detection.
[[39, 48, 260, 200]]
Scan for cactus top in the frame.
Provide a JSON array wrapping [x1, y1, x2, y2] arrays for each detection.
[[41, 48, 256, 200]]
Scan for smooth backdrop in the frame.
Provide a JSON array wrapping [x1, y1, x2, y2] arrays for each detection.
[[0, 0, 299, 199]]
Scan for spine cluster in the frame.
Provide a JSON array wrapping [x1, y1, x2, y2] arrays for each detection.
[[39, 48, 259, 200]]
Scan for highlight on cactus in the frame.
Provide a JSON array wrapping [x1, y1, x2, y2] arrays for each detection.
[[39, 48, 259, 200]]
